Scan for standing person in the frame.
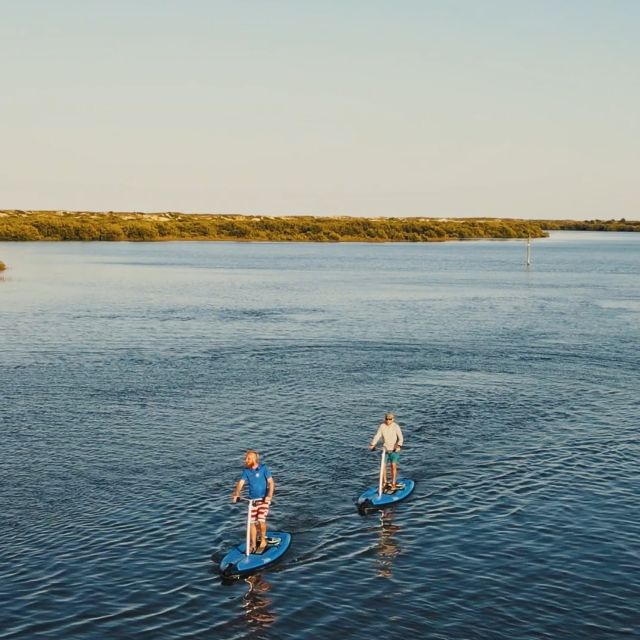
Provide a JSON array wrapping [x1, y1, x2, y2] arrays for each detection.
[[369, 412, 404, 491], [231, 450, 275, 554]]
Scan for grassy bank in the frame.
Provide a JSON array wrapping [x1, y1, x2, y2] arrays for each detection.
[[1, 211, 637, 243], [533, 218, 640, 232], [0, 211, 549, 242]]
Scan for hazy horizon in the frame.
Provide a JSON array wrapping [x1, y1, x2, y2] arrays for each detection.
[[2, 1, 639, 220]]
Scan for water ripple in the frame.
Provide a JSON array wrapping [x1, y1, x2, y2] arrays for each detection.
[[1, 236, 639, 639]]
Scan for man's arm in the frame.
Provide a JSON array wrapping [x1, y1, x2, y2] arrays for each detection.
[[395, 425, 404, 449], [369, 426, 383, 449], [231, 479, 245, 502], [265, 477, 275, 502]]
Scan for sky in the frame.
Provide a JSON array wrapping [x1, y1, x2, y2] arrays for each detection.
[[1, 0, 639, 219]]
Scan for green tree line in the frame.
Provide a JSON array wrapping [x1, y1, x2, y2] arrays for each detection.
[[532, 218, 640, 232], [0, 211, 551, 242]]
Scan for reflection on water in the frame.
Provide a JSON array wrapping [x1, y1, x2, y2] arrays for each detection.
[[243, 574, 276, 629], [375, 510, 401, 579]]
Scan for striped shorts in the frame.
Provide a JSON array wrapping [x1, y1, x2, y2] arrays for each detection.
[[250, 499, 270, 523]]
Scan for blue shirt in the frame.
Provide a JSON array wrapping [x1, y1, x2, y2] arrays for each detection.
[[240, 463, 272, 499]]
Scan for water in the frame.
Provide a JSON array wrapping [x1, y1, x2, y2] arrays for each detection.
[[1, 232, 638, 639]]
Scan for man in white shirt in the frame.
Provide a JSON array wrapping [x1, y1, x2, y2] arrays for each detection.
[[369, 412, 404, 491]]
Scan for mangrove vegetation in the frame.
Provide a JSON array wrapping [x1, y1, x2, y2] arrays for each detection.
[[0, 210, 547, 242], [0, 211, 636, 243]]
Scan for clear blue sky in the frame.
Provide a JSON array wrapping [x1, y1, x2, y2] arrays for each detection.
[[2, 0, 638, 219]]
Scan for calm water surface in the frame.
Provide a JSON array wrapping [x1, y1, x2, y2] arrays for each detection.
[[1, 232, 639, 639]]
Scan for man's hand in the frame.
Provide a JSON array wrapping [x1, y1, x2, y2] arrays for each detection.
[[368, 445, 375, 451], [231, 494, 239, 503], [265, 496, 272, 504]]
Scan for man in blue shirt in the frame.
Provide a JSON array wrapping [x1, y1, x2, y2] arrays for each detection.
[[231, 450, 275, 554]]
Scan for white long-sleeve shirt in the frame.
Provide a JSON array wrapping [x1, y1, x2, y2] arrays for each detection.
[[371, 421, 404, 452]]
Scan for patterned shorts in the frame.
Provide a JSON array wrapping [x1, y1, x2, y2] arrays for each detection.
[[250, 499, 270, 523]]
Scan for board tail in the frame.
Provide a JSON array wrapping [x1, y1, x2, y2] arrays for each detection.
[[357, 499, 373, 515]]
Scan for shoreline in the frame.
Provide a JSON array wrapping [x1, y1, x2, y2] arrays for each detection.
[[0, 210, 637, 243]]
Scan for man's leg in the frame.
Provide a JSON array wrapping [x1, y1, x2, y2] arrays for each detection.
[[382, 460, 393, 489], [256, 500, 270, 552], [249, 522, 257, 552], [390, 462, 398, 487], [257, 521, 268, 552]]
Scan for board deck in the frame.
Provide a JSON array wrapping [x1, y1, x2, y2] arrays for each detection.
[[219, 531, 291, 577], [357, 478, 415, 513]]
